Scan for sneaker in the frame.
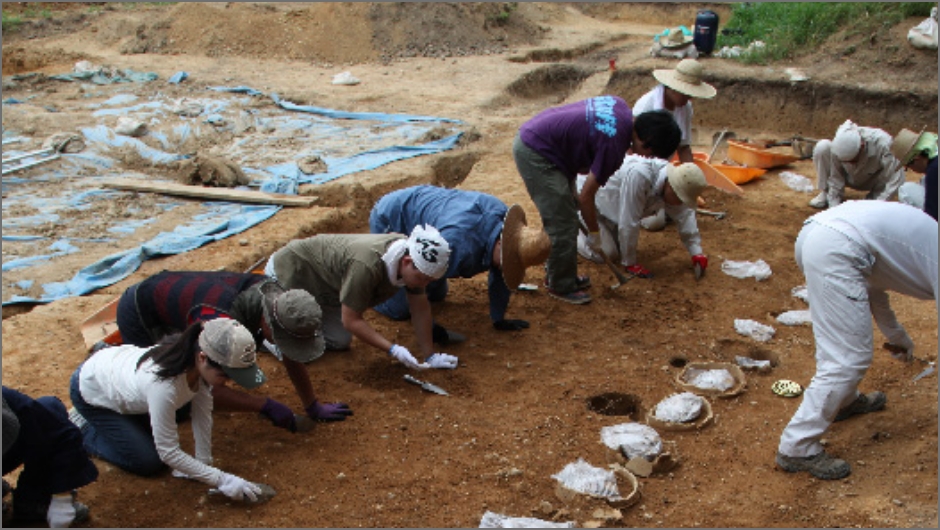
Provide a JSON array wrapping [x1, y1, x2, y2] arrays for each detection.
[[432, 323, 467, 346], [808, 192, 828, 209], [544, 275, 591, 291], [776, 451, 851, 480], [834, 392, 886, 422], [547, 288, 592, 305], [68, 407, 88, 431]]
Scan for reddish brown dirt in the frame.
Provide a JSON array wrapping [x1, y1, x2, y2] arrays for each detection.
[[2, 3, 937, 528]]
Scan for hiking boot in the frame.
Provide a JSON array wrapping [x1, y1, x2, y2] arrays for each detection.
[[544, 275, 591, 291], [834, 391, 886, 422], [808, 192, 828, 209], [547, 288, 592, 305], [776, 451, 851, 480], [432, 323, 467, 346], [68, 407, 88, 432]]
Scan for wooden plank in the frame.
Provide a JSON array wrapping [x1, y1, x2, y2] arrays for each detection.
[[100, 178, 317, 207]]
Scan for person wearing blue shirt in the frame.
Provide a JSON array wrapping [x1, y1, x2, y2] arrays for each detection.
[[369, 185, 549, 342]]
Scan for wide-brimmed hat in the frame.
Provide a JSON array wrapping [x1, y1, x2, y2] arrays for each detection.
[[260, 280, 325, 363], [658, 26, 694, 49], [199, 318, 266, 390], [500, 204, 551, 290], [891, 126, 928, 165], [653, 59, 717, 99], [666, 163, 708, 207]]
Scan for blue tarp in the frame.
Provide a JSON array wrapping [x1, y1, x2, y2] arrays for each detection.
[[2, 85, 464, 305]]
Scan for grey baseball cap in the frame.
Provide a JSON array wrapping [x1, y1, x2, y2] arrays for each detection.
[[260, 280, 325, 363]]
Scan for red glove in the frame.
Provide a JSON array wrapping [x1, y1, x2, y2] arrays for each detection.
[[625, 264, 653, 279], [692, 254, 708, 271]]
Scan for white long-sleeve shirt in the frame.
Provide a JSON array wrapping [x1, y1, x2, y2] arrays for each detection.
[[581, 155, 702, 266], [79, 344, 223, 486], [807, 200, 939, 339], [634, 84, 693, 147], [825, 121, 906, 205]]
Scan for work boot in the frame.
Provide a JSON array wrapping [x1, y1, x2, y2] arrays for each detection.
[[432, 323, 466, 346], [547, 288, 592, 305], [833, 391, 886, 422], [544, 275, 591, 291], [776, 451, 851, 480], [808, 192, 828, 209]]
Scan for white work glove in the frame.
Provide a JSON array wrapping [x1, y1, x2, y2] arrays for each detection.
[[885, 335, 915, 362], [586, 231, 602, 253], [388, 344, 425, 370], [217, 472, 261, 502], [425, 353, 458, 370], [46, 494, 75, 528]]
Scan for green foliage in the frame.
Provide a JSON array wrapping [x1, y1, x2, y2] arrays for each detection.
[[718, 2, 935, 64], [489, 2, 518, 27], [2, 12, 22, 32]]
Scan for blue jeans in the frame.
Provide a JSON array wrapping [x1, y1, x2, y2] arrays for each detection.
[[69, 366, 165, 477]]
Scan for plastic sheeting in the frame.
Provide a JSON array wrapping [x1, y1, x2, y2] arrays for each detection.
[[2, 83, 464, 305]]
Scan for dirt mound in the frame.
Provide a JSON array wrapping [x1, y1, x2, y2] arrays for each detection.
[[125, 2, 543, 65]]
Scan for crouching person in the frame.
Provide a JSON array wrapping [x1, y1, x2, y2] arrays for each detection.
[[69, 319, 266, 501], [3, 386, 98, 527]]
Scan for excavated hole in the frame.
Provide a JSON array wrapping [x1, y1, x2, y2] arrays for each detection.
[[669, 355, 688, 368], [586, 392, 642, 419]]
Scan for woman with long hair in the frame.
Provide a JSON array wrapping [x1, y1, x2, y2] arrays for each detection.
[[69, 318, 266, 501]]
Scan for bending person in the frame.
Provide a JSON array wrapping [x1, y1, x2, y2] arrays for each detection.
[[576, 158, 708, 279], [116, 270, 350, 432], [370, 185, 550, 337], [266, 225, 456, 371], [70, 319, 267, 501], [776, 201, 938, 480]]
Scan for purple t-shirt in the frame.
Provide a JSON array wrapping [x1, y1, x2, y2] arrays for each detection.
[[519, 96, 633, 185]]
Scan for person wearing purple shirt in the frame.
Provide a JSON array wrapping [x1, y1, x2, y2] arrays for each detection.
[[513, 97, 681, 304]]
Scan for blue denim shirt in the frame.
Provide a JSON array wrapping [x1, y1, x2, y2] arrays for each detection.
[[369, 185, 510, 321]]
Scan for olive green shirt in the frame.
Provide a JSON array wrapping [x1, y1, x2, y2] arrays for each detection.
[[271, 234, 404, 313]]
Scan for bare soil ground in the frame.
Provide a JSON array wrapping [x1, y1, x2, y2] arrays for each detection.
[[2, 3, 938, 528]]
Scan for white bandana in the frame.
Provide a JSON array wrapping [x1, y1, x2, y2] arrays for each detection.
[[382, 239, 408, 287]]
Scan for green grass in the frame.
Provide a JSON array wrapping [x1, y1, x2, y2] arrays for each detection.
[[2, 12, 22, 32], [717, 2, 935, 63]]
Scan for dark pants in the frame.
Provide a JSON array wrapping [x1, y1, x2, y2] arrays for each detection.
[[69, 367, 166, 477], [2, 387, 98, 508]]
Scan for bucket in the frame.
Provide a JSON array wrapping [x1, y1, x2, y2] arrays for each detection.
[[693, 10, 719, 55]]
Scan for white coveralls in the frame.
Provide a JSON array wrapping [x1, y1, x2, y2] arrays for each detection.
[[575, 155, 702, 268], [633, 85, 694, 231], [778, 201, 938, 458], [814, 120, 906, 208]]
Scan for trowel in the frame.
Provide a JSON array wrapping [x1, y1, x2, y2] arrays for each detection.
[[403, 374, 449, 396]]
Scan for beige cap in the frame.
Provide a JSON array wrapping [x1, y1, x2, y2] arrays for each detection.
[[260, 280, 325, 363], [891, 127, 927, 165], [653, 59, 717, 99], [667, 163, 708, 207], [199, 318, 265, 389]]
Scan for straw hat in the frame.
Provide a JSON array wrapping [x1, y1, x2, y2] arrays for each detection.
[[891, 126, 927, 165], [659, 26, 694, 49], [666, 163, 708, 207], [653, 59, 717, 99], [500, 204, 551, 290]]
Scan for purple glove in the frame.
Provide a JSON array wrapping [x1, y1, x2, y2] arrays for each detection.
[[260, 398, 297, 432], [305, 401, 353, 422]]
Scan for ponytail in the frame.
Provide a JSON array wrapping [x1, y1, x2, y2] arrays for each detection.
[[136, 322, 203, 380]]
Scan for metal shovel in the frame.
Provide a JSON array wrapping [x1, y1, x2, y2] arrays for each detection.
[[404, 374, 449, 396]]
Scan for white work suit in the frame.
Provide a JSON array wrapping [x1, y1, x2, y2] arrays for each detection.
[[634, 85, 694, 231], [778, 201, 938, 458], [813, 121, 906, 208], [576, 155, 702, 268]]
